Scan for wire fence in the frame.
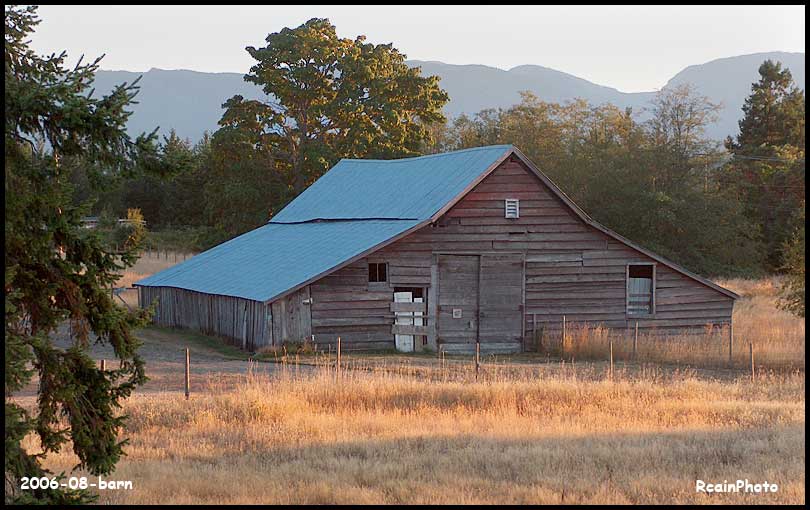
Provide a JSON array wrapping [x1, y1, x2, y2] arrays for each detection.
[[530, 322, 804, 372]]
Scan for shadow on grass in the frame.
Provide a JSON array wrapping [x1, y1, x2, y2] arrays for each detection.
[[112, 424, 804, 504]]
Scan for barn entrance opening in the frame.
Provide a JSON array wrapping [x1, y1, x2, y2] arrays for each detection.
[[437, 253, 524, 354], [393, 287, 425, 353], [437, 255, 480, 352]]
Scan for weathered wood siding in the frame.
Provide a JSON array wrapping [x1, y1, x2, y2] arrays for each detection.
[[309, 156, 734, 352], [271, 286, 313, 345], [436, 255, 480, 351], [309, 260, 395, 351], [138, 286, 273, 351]]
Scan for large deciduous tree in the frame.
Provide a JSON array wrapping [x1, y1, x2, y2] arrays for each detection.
[[215, 18, 449, 217], [5, 5, 163, 503]]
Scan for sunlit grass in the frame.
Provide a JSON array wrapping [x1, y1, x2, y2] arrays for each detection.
[[20, 364, 804, 504]]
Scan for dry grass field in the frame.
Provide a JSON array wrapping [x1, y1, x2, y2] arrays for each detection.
[[19, 364, 805, 504], [114, 249, 193, 289], [15, 253, 801, 504], [112, 250, 194, 308]]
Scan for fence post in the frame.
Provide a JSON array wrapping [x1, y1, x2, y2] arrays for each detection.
[[749, 342, 755, 382], [184, 347, 190, 400], [336, 336, 341, 377], [562, 315, 567, 345], [728, 323, 734, 367], [633, 321, 639, 359], [609, 338, 614, 380], [475, 342, 480, 380], [99, 359, 106, 371]]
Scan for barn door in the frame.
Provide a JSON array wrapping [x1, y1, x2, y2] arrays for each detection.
[[478, 253, 524, 353], [437, 255, 479, 351]]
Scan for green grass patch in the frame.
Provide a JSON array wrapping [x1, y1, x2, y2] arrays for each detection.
[[136, 325, 251, 360]]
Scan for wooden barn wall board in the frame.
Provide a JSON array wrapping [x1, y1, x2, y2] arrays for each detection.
[[138, 286, 270, 351]]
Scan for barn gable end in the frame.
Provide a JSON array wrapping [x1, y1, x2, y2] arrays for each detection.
[[307, 153, 736, 352]]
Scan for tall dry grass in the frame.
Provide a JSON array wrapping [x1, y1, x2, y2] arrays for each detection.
[[20, 362, 805, 505], [114, 250, 193, 289], [112, 251, 194, 308], [533, 277, 804, 371]]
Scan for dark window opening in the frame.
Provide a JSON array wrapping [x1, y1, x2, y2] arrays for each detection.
[[369, 262, 388, 283], [627, 264, 654, 315], [394, 287, 423, 298]]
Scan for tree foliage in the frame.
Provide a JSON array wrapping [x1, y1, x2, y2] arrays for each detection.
[[103, 18, 451, 242], [5, 5, 162, 503], [217, 18, 449, 202], [778, 203, 805, 317], [60, 23, 800, 283], [724, 60, 806, 270]]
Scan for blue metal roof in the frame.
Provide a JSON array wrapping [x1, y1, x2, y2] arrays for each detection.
[[271, 145, 513, 222], [135, 219, 421, 302], [136, 145, 514, 301]]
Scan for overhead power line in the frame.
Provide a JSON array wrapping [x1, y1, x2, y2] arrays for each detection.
[[728, 154, 805, 164]]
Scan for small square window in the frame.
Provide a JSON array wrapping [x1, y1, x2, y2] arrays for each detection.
[[368, 262, 387, 283], [505, 199, 520, 219]]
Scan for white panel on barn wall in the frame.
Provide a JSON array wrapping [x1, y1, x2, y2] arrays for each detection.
[[394, 291, 415, 352]]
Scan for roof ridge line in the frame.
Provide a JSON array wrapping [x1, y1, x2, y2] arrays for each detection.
[[268, 217, 419, 225], [339, 144, 513, 163]]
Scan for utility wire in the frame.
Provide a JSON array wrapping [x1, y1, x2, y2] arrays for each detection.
[[729, 154, 806, 163]]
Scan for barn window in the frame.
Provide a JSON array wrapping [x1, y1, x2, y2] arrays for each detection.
[[505, 199, 520, 219], [627, 264, 655, 315], [368, 262, 388, 283]]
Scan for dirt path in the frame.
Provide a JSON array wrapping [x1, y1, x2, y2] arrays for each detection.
[[16, 325, 308, 398]]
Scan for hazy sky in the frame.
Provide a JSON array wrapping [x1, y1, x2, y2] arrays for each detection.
[[30, 5, 805, 92]]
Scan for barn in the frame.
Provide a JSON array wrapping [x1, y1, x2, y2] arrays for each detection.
[[135, 145, 738, 353]]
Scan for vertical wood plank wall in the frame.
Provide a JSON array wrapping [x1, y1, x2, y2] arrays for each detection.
[[138, 285, 315, 351], [139, 156, 734, 352], [138, 286, 271, 350]]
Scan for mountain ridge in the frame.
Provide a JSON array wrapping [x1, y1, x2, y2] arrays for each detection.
[[92, 51, 804, 143]]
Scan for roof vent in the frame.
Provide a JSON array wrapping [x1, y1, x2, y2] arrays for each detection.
[[505, 199, 520, 219]]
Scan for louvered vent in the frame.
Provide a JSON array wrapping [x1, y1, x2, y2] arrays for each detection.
[[505, 199, 520, 219]]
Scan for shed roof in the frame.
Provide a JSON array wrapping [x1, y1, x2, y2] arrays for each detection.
[[134, 219, 421, 302]]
